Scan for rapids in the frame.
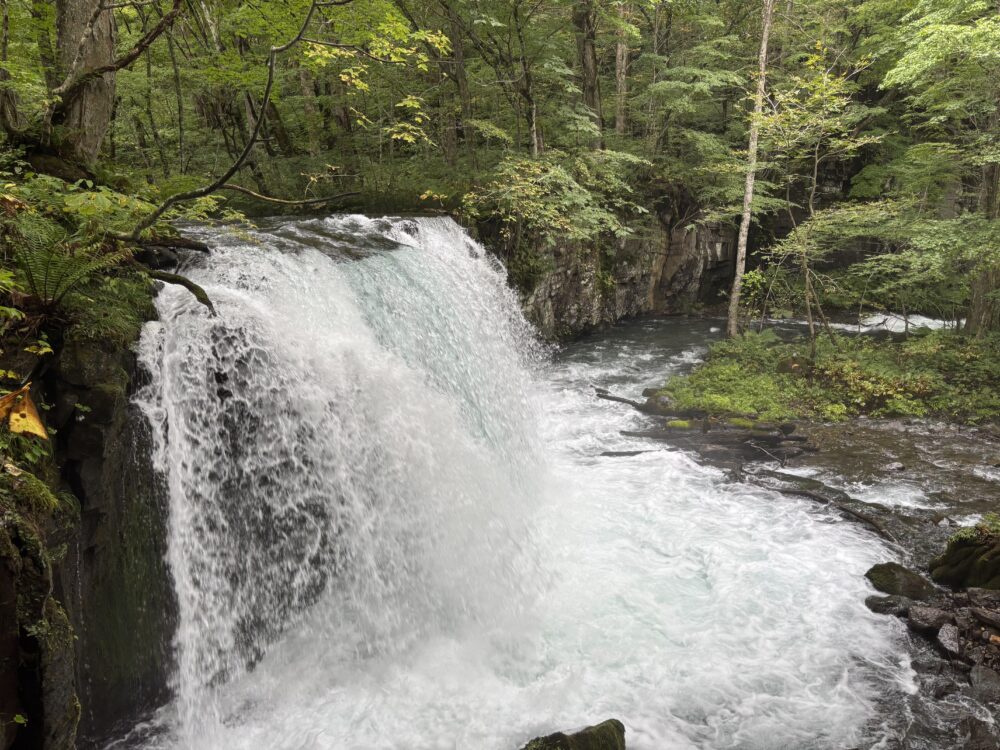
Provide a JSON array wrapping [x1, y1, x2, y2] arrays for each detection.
[[120, 216, 913, 750]]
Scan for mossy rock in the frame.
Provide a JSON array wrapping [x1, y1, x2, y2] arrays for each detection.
[[930, 516, 1000, 590], [931, 538, 1000, 590], [521, 719, 626, 750], [665, 420, 695, 430], [865, 562, 936, 600]]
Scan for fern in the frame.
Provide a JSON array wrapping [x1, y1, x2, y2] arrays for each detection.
[[6, 212, 133, 308]]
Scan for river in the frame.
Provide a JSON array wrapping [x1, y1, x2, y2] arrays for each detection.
[[116, 216, 915, 750]]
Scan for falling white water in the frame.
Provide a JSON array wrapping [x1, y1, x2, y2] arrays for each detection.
[[125, 216, 912, 750]]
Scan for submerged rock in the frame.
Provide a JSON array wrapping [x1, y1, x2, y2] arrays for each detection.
[[865, 562, 937, 600], [959, 716, 1000, 750], [971, 665, 1000, 704], [520, 719, 626, 750]]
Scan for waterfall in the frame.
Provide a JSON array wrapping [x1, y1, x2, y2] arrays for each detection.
[[128, 216, 911, 750]]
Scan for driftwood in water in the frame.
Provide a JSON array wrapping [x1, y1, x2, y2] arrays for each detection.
[[742, 468, 895, 542], [594, 388, 644, 409]]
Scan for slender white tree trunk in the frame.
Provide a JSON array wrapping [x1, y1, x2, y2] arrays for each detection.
[[615, 3, 629, 135], [726, 0, 775, 337]]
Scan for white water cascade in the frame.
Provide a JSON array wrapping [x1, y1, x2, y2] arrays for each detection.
[[125, 216, 912, 750]]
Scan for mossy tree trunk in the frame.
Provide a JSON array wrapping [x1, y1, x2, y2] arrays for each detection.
[[54, 0, 116, 165]]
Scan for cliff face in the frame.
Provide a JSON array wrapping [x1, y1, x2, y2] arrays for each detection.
[[522, 220, 736, 339], [50, 326, 176, 747], [0, 277, 175, 750]]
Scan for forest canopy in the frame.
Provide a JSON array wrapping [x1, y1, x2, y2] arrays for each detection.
[[0, 0, 997, 334]]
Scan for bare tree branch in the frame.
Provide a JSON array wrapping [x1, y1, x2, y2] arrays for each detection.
[[217, 184, 360, 206]]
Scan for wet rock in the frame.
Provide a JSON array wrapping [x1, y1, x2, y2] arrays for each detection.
[[972, 607, 1000, 630], [908, 606, 953, 634], [971, 665, 1000, 703], [865, 562, 937, 600], [937, 623, 961, 658], [520, 719, 626, 750], [885, 461, 905, 471], [970, 588, 1000, 610], [959, 717, 1000, 750], [638, 395, 673, 416], [928, 675, 960, 699], [865, 594, 913, 617]]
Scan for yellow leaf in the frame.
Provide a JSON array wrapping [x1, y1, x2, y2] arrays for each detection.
[[0, 384, 48, 440]]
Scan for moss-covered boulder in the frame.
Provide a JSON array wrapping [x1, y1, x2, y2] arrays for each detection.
[[520, 719, 626, 750], [930, 518, 1000, 590], [865, 562, 937, 600]]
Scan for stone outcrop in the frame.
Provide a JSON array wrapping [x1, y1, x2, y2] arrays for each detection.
[[521, 220, 735, 339], [520, 719, 626, 750]]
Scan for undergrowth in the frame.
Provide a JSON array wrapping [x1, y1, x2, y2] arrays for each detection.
[[660, 328, 1000, 423]]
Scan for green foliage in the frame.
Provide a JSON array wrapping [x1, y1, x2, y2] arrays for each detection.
[[661, 329, 1000, 423], [463, 150, 649, 247]]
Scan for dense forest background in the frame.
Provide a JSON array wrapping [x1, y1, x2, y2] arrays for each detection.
[[0, 0, 998, 333]]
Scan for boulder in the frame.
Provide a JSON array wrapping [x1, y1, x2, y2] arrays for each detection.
[[865, 562, 937, 600], [907, 606, 953, 634], [521, 719, 626, 750], [937, 623, 961, 658], [930, 534, 1000, 591], [971, 665, 1000, 704]]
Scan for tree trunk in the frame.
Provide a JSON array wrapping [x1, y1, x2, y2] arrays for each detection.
[[615, 3, 629, 135], [573, 0, 603, 147], [513, 3, 543, 156], [298, 66, 322, 157], [0, 0, 20, 135], [726, 0, 775, 338], [966, 265, 1000, 335], [445, 6, 475, 165], [54, 0, 116, 165], [965, 160, 1000, 335]]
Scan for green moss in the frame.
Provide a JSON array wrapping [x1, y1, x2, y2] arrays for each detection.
[[947, 513, 1000, 548], [931, 514, 1000, 589], [726, 417, 756, 429], [660, 329, 1000, 424], [666, 419, 694, 429]]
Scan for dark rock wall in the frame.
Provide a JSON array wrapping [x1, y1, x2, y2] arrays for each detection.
[[522, 220, 735, 339], [48, 326, 175, 746]]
